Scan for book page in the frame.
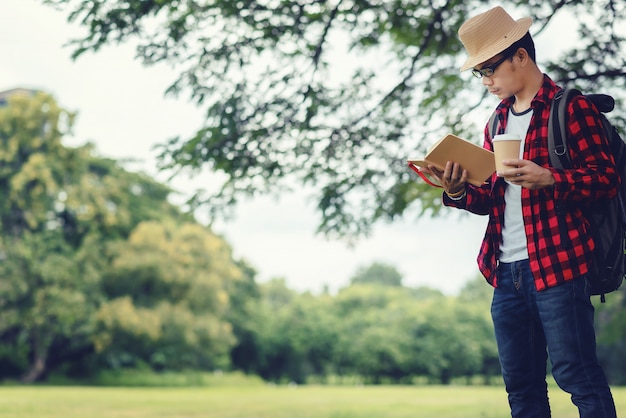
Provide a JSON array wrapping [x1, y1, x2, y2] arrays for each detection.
[[408, 134, 495, 186]]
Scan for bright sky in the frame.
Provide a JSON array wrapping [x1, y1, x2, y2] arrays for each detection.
[[2, 0, 552, 295]]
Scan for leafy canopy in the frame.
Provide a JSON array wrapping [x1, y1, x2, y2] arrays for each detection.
[[43, 0, 626, 238]]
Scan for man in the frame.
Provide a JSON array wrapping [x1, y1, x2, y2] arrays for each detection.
[[424, 6, 617, 417]]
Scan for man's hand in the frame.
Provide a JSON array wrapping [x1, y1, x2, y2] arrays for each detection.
[[425, 161, 468, 196], [498, 159, 555, 189]]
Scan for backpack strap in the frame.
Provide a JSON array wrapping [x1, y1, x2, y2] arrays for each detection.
[[547, 88, 583, 254], [547, 88, 582, 170], [488, 110, 499, 140]]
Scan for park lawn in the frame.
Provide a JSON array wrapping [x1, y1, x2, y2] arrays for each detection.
[[0, 384, 623, 417]]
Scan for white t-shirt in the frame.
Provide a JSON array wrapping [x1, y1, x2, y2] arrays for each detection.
[[498, 107, 533, 263]]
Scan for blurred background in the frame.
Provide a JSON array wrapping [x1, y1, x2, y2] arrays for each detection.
[[0, 0, 624, 388]]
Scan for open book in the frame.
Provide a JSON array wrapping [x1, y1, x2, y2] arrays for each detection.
[[408, 134, 495, 187]]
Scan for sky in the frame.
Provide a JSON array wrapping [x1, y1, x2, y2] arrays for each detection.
[[0, 1, 573, 295]]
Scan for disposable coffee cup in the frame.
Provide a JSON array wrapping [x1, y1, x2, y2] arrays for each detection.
[[492, 134, 521, 172]]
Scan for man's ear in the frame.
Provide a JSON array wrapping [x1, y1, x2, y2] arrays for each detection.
[[515, 48, 528, 63]]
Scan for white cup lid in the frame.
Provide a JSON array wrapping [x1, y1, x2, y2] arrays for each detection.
[[493, 134, 521, 141]]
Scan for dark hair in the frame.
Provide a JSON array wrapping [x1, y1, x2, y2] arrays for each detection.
[[502, 32, 536, 62]]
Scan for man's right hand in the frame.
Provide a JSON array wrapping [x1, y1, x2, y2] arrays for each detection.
[[426, 161, 468, 196]]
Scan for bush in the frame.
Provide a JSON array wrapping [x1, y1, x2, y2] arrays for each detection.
[[44, 369, 265, 387]]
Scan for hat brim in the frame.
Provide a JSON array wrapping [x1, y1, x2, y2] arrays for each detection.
[[460, 17, 533, 71]]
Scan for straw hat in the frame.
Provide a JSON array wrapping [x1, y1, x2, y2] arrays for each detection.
[[458, 7, 533, 71]]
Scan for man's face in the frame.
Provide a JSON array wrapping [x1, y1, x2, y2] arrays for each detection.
[[473, 52, 519, 100]]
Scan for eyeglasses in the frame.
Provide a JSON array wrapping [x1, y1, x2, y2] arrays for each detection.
[[472, 54, 511, 78]]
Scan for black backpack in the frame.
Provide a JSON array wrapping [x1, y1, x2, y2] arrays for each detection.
[[489, 89, 626, 302]]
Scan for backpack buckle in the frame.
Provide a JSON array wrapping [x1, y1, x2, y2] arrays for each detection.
[[554, 145, 567, 156]]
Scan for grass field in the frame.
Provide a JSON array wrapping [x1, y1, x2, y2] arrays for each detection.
[[0, 384, 623, 417]]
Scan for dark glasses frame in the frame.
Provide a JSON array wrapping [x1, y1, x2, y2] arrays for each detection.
[[472, 54, 512, 78]]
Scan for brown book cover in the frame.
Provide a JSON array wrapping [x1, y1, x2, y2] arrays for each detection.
[[408, 134, 495, 187]]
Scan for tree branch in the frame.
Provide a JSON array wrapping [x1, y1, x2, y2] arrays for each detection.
[[312, 0, 343, 69]]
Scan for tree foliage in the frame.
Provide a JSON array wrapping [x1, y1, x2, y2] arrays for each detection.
[[0, 231, 99, 382], [350, 261, 403, 286], [0, 91, 248, 381], [42, 0, 626, 238], [96, 221, 243, 370], [0, 92, 101, 382], [329, 282, 497, 384]]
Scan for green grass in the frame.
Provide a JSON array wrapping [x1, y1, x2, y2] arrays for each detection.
[[0, 384, 623, 417]]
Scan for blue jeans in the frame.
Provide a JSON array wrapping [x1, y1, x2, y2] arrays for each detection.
[[491, 259, 616, 418]]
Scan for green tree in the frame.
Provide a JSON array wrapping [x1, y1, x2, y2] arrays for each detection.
[[458, 274, 493, 305], [331, 283, 497, 384], [0, 231, 100, 382], [594, 288, 626, 384], [0, 91, 76, 237], [333, 284, 422, 382], [95, 221, 244, 370], [350, 262, 403, 287], [0, 91, 214, 382], [226, 259, 263, 375], [0, 92, 103, 382], [42, 0, 626, 237], [242, 279, 341, 383], [411, 301, 488, 384]]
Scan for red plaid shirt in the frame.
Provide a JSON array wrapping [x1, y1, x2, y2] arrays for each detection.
[[445, 75, 618, 291]]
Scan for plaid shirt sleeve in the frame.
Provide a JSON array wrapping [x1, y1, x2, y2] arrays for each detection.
[[443, 75, 619, 291]]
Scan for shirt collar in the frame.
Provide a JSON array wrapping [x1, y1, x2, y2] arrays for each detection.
[[532, 74, 560, 109]]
